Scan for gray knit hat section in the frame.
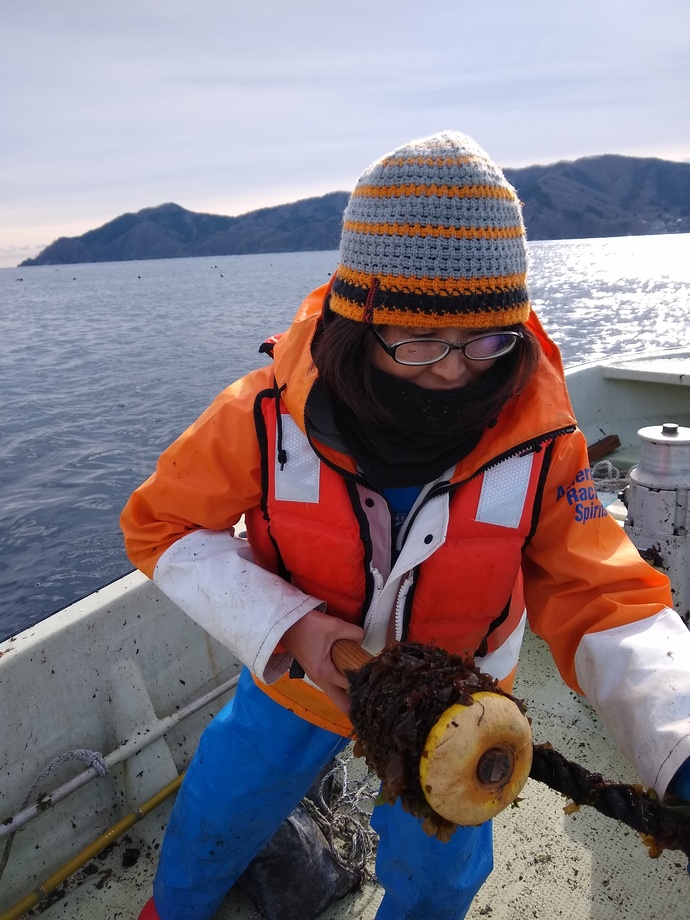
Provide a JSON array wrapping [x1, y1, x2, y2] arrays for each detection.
[[330, 130, 531, 328]]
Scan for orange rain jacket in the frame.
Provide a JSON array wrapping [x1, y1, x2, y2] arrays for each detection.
[[121, 284, 690, 797]]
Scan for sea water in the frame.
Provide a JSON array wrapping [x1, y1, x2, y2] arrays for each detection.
[[1, 235, 689, 639]]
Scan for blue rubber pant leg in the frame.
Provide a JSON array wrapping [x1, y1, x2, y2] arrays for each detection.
[[153, 668, 350, 920], [371, 799, 493, 920]]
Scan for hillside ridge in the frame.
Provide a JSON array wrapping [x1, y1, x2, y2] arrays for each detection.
[[21, 155, 690, 266]]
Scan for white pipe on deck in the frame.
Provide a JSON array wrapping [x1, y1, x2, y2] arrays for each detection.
[[0, 673, 239, 840]]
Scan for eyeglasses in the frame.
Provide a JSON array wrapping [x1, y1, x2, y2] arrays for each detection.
[[370, 327, 523, 366]]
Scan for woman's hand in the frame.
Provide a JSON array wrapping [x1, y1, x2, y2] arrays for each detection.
[[281, 610, 364, 712]]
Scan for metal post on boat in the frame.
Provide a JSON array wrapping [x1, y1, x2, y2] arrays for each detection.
[[624, 423, 690, 624]]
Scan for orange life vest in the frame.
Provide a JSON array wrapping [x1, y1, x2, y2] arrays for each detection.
[[246, 388, 552, 735]]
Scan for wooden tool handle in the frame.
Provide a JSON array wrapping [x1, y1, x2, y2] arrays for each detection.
[[331, 639, 372, 675]]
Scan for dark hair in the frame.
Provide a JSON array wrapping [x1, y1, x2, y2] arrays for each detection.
[[311, 307, 542, 427]]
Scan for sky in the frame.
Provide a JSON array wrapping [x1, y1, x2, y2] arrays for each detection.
[[2, 0, 690, 268]]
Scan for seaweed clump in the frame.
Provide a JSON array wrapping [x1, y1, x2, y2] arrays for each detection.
[[346, 641, 523, 840]]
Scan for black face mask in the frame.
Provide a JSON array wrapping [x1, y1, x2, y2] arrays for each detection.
[[331, 364, 509, 488]]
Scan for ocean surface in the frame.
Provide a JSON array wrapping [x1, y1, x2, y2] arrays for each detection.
[[1, 236, 689, 640]]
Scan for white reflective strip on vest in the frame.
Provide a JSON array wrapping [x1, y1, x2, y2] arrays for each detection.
[[274, 416, 320, 503], [475, 452, 535, 528], [475, 610, 527, 682]]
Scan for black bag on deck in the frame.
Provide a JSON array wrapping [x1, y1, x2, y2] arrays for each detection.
[[234, 763, 364, 920]]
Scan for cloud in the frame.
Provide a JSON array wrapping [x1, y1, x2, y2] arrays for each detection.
[[2, 0, 689, 267]]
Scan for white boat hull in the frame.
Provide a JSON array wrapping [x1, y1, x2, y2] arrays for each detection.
[[565, 347, 690, 466]]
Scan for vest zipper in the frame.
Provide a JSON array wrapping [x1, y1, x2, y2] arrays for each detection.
[[394, 572, 415, 642]]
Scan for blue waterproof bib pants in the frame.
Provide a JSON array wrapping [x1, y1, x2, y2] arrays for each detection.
[[153, 668, 493, 920]]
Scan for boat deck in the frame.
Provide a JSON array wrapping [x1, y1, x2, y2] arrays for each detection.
[[30, 628, 689, 920]]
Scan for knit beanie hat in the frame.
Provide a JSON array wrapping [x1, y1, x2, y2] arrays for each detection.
[[330, 131, 530, 329]]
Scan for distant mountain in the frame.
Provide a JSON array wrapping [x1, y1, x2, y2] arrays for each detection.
[[20, 193, 349, 267], [504, 155, 690, 240], [20, 155, 690, 266]]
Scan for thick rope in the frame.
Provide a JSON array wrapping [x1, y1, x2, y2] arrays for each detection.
[[591, 459, 629, 493], [530, 743, 690, 858], [0, 749, 108, 881]]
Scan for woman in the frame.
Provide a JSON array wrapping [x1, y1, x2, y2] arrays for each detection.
[[121, 131, 690, 920]]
